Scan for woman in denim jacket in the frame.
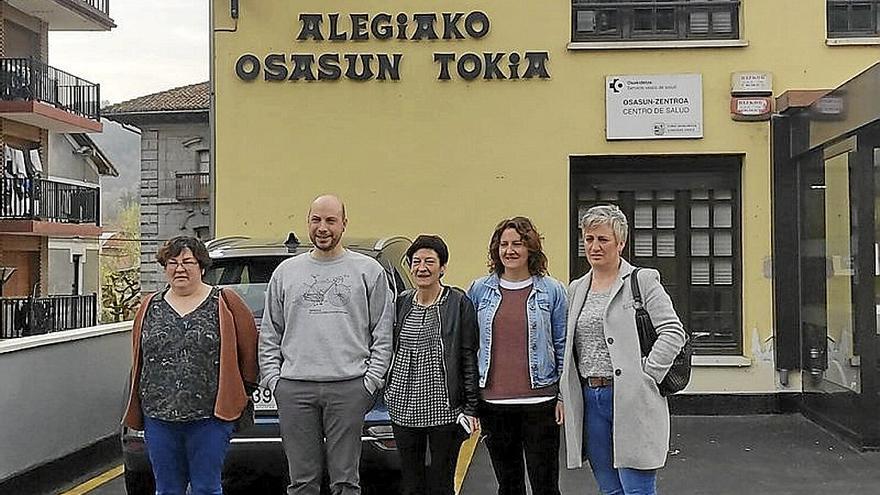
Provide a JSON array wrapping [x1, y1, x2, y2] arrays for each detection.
[[467, 216, 567, 495]]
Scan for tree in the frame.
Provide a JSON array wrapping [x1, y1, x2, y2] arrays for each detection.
[[100, 201, 141, 322]]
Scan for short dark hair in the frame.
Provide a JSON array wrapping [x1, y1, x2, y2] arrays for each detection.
[[156, 236, 212, 269], [405, 234, 449, 266], [487, 216, 548, 276]]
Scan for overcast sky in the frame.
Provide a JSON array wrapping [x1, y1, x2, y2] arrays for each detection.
[[49, 0, 208, 105]]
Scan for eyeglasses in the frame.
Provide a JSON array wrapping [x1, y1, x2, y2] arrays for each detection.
[[166, 260, 199, 269]]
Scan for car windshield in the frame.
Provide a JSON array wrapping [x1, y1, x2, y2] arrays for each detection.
[[203, 256, 289, 317]]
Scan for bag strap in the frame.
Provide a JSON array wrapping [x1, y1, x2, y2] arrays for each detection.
[[630, 268, 657, 357], [630, 267, 644, 309]]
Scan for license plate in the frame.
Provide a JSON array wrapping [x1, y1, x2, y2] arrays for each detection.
[[251, 386, 277, 411]]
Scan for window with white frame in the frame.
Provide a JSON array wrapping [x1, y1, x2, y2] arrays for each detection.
[[571, 0, 741, 42], [827, 0, 880, 38]]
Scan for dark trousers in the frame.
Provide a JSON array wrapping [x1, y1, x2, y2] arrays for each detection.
[[480, 400, 561, 495], [392, 423, 466, 495]]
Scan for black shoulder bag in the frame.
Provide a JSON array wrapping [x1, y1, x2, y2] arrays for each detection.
[[630, 268, 693, 396]]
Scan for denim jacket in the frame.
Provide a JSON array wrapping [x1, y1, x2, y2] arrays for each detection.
[[466, 274, 568, 389]]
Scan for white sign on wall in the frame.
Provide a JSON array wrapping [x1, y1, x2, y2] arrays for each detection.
[[605, 74, 703, 140]]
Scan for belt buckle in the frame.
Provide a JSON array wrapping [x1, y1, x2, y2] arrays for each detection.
[[587, 376, 612, 388]]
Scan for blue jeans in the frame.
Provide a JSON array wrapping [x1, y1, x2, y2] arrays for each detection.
[[143, 416, 234, 495], [583, 385, 657, 495]]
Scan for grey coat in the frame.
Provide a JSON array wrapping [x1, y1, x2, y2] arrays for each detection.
[[560, 259, 686, 470]]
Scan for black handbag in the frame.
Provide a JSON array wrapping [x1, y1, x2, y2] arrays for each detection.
[[630, 268, 693, 396]]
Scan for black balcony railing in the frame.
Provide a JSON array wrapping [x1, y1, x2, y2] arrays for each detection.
[[0, 294, 98, 339], [0, 177, 100, 224], [0, 58, 100, 121], [80, 0, 111, 16], [176, 172, 210, 201]]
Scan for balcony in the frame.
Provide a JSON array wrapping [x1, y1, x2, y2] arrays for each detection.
[[0, 294, 98, 339], [0, 58, 102, 133], [7, 0, 115, 31], [0, 177, 101, 236], [176, 172, 210, 201]]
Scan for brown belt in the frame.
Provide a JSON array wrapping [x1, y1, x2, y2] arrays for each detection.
[[583, 376, 614, 388]]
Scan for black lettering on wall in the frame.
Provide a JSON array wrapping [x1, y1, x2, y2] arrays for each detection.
[[350, 13, 369, 40], [508, 53, 521, 80], [457, 53, 482, 81], [442, 13, 465, 40], [328, 13, 347, 41], [263, 53, 288, 81], [523, 52, 550, 79], [464, 11, 490, 39], [434, 53, 455, 80], [396, 13, 409, 40], [317, 53, 342, 80], [235, 54, 260, 80], [412, 13, 439, 40], [289, 54, 317, 81], [297, 14, 323, 40], [483, 53, 506, 80], [345, 54, 375, 80], [376, 54, 403, 80], [372, 13, 393, 40]]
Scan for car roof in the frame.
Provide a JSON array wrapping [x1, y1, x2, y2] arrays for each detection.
[[206, 235, 410, 259]]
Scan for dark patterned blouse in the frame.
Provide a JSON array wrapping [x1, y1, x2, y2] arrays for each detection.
[[139, 286, 221, 422]]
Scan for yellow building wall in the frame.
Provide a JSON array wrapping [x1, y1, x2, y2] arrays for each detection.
[[212, 0, 880, 393]]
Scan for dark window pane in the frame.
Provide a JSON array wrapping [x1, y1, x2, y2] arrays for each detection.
[[851, 5, 873, 30], [657, 8, 676, 31], [829, 5, 850, 32], [634, 9, 655, 32], [573, 0, 740, 41], [597, 10, 619, 33]]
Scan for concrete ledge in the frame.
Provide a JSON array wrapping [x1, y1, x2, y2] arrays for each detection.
[[826, 37, 880, 46], [692, 355, 752, 367], [0, 321, 131, 354], [568, 39, 748, 50]]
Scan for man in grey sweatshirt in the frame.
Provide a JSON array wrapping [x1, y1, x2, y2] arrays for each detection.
[[259, 195, 394, 495]]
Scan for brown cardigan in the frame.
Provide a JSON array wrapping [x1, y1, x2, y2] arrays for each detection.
[[122, 288, 259, 430]]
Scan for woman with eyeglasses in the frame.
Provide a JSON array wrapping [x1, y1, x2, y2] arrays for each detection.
[[384, 235, 480, 495], [467, 217, 567, 495], [122, 236, 258, 495]]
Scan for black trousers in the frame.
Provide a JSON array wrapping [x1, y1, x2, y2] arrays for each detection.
[[392, 422, 466, 495], [480, 400, 561, 495]]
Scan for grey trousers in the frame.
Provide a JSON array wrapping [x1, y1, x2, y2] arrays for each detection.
[[275, 377, 374, 495]]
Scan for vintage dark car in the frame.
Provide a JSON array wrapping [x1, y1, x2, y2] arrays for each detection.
[[122, 234, 412, 494]]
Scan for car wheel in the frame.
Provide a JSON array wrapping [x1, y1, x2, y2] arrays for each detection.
[[123, 468, 155, 495]]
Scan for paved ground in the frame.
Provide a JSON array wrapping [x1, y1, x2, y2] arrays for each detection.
[[26, 414, 880, 495], [462, 414, 880, 494]]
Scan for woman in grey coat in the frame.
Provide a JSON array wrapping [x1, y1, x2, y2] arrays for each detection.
[[559, 205, 686, 495]]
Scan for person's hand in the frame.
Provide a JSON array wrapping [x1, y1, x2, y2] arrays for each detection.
[[555, 400, 565, 425]]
